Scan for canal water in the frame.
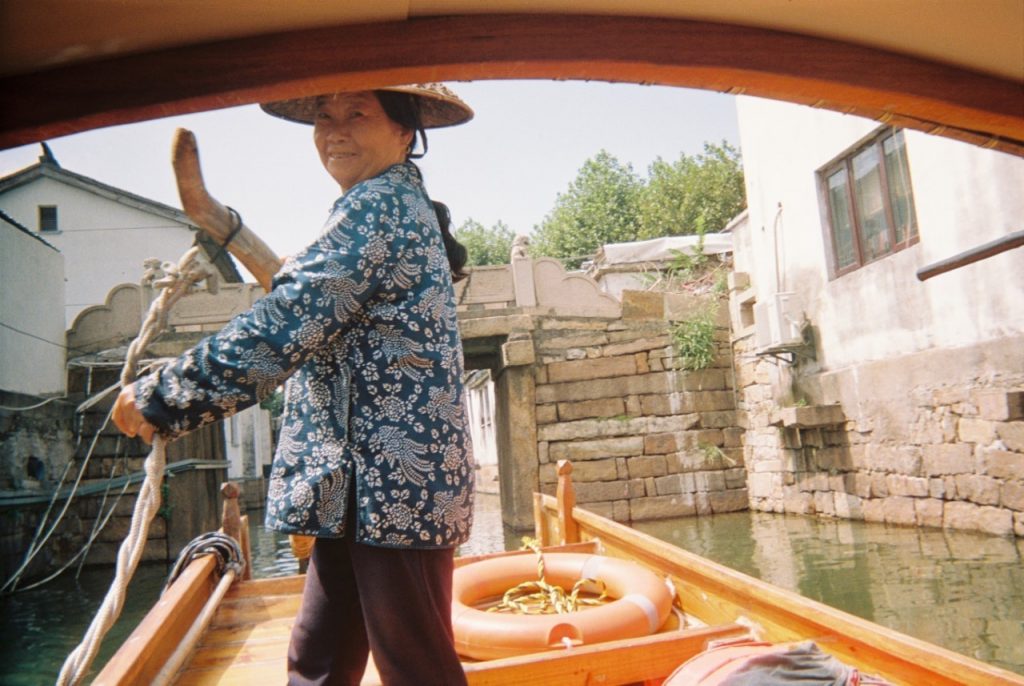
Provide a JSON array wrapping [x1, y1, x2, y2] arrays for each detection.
[[2, 492, 1022, 682]]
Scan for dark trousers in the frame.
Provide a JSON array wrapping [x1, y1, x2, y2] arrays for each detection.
[[287, 535, 468, 686]]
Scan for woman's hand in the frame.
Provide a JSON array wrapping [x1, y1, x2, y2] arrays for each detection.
[[112, 384, 158, 445]]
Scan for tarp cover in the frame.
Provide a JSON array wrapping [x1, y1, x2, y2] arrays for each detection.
[[595, 234, 733, 266], [665, 641, 895, 686]]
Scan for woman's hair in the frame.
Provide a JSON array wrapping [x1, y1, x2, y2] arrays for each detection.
[[432, 201, 468, 283], [375, 90, 428, 159], [375, 92, 468, 283]]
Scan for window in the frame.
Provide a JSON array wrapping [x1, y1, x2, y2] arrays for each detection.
[[38, 205, 58, 232], [820, 129, 918, 276]]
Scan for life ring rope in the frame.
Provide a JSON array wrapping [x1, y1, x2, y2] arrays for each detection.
[[487, 538, 609, 615]]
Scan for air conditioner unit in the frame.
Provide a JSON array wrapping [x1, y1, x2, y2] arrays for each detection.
[[754, 292, 803, 350]]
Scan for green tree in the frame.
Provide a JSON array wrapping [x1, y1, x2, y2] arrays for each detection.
[[455, 218, 516, 266], [532, 150, 641, 269], [638, 141, 746, 239]]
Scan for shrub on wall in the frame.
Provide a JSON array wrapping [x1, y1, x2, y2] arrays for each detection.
[[670, 305, 717, 371]]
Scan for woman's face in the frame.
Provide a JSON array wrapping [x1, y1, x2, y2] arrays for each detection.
[[313, 92, 412, 191]]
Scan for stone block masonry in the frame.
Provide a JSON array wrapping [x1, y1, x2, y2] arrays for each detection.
[[489, 274, 1022, 539], [0, 390, 74, 492], [735, 331, 1024, 538], [533, 297, 744, 523], [1, 368, 229, 581]]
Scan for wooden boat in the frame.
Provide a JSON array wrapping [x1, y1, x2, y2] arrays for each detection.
[[5, 4, 1020, 685], [93, 462, 1024, 686]]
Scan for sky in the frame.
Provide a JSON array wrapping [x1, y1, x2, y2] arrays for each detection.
[[0, 80, 739, 274]]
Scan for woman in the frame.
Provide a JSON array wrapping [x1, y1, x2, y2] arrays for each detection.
[[113, 83, 475, 685]]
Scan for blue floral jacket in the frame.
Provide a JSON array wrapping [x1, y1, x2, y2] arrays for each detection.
[[136, 163, 474, 548]]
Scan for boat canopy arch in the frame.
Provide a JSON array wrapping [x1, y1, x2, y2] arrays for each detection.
[[1, 2, 1022, 153]]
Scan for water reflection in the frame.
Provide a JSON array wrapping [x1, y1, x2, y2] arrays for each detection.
[[244, 492, 521, 580], [0, 562, 168, 685], [247, 510, 301, 578], [633, 511, 1024, 675]]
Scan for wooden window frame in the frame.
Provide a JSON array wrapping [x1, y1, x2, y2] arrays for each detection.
[[819, 128, 919, 279]]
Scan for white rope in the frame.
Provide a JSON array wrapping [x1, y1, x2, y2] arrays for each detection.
[[56, 247, 215, 686], [0, 395, 67, 411]]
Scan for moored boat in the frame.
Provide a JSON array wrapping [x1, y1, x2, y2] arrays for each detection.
[[92, 462, 1024, 686]]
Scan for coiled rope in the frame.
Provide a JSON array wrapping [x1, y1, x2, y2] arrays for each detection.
[[57, 247, 215, 686], [165, 532, 244, 591], [487, 538, 608, 615]]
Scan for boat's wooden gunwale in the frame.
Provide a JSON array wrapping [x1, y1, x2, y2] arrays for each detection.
[[92, 554, 218, 686], [93, 494, 252, 685], [461, 622, 748, 686], [537, 494, 1024, 686]]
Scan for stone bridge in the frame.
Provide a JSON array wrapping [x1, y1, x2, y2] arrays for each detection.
[[67, 255, 744, 530]]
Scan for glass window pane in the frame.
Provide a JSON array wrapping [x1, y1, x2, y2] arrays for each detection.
[[852, 144, 891, 262], [883, 131, 917, 243], [827, 169, 857, 270]]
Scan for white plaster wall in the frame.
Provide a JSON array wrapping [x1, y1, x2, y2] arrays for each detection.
[[735, 96, 1024, 370], [466, 377, 498, 467], [224, 405, 274, 479], [0, 224, 66, 395], [2, 177, 197, 326]]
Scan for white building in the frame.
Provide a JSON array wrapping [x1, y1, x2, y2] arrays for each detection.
[[464, 369, 499, 494], [730, 97, 1024, 535], [734, 97, 1024, 366], [0, 212, 66, 397], [0, 147, 273, 486], [0, 146, 239, 326]]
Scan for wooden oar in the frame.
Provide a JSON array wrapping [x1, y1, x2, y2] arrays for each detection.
[[172, 129, 315, 567], [172, 128, 282, 291]]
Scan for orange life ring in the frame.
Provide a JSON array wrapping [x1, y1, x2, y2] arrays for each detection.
[[451, 552, 674, 660]]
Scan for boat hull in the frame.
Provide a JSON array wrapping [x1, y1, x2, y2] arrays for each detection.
[[93, 482, 1024, 685]]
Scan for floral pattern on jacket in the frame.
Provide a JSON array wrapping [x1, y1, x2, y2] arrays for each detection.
[[135, 163, 474, 548]]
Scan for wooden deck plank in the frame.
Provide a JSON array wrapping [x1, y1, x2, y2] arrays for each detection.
[[176, 658, 288, 686], [189, 636, 291, 670], [200, 617, 295, 647], [177, 651, 383, 685], [224, 575, 304, 599], [180, 625, 745, 686], [454, 540, 599, 568], [209, 594, 302, 628]]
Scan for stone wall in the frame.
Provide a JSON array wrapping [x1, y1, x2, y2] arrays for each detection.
[[532, 291, 747, 522], [0, 358, 232, 583], [0, 460, 227, 583], [735, 327, 1024, 538], [0, 391, 74, 492]]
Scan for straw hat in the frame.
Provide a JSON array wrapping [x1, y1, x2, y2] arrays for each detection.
[[261, 82, 473, 128]]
